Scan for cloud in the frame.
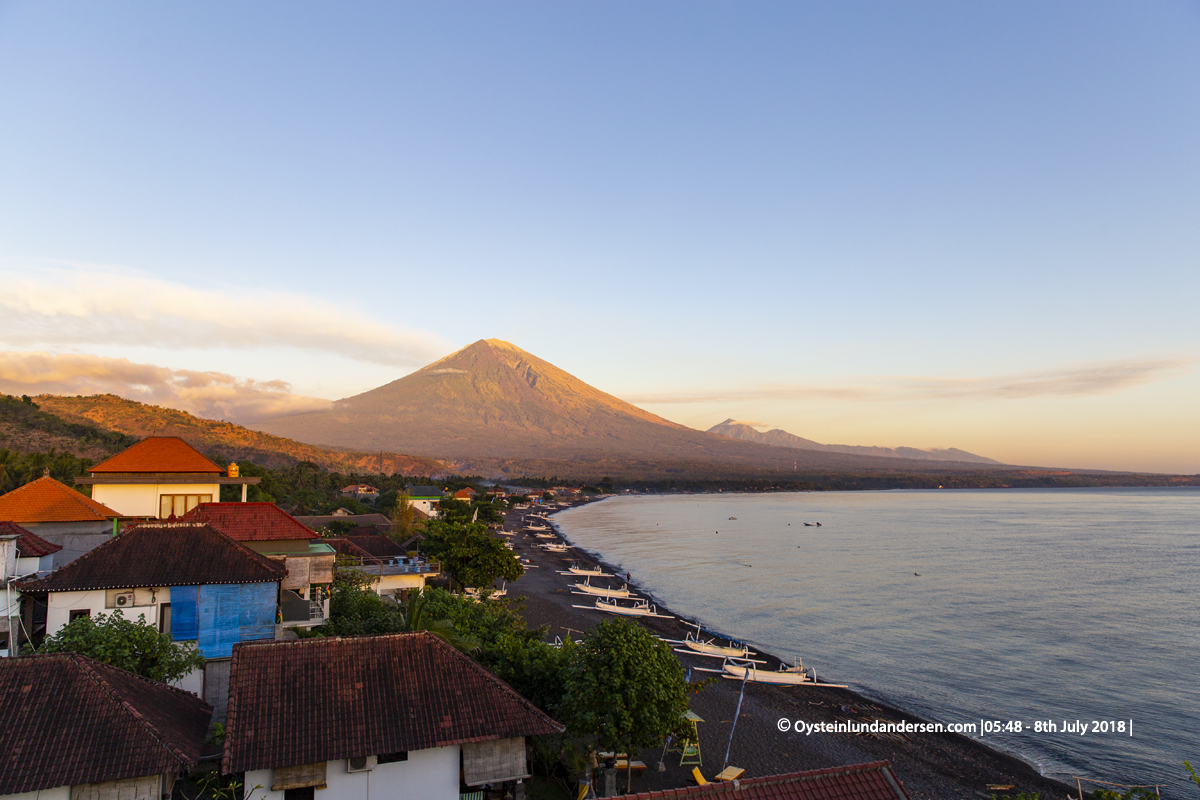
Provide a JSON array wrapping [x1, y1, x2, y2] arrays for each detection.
[[624, 358, 1194, 405], [0, 261, 447, 367], [0, 351, 332, 423]]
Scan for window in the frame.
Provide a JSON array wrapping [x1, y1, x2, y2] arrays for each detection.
[[159, 494, 212, 519], [159, 603, 171, 634], [378, 751, 408, 764], [69, 609, 91, 622]]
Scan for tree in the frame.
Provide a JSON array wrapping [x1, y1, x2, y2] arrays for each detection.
[[419, 519, 523, 589], [390, 492, 415, 542], [558, 619, 693, 793], [33, 610, 206, 683]]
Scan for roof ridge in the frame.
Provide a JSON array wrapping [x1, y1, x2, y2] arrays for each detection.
[[69, 654, 197, 770], [128, 521, 288, 577]]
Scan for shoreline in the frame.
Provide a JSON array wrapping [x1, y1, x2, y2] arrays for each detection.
[[505, 500, 1078, 800]]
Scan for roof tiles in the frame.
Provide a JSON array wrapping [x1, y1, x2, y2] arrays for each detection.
[[89, 437, 223, 474], [181, 502, 320, 542], [0, 476, 120, 523], [612, 763, 911, 800], [0, 520, 63, 557], [223, 633, 564, 773], [0, 653, 212, 794], [19, 521, 285, 593]]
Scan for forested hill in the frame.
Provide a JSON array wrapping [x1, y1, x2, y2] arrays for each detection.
[[30, 394, 447, 476]]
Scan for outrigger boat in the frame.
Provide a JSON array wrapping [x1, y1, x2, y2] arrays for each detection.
[[527, 524, 551, 532], [558, 564, 613, 577], [662, 623, 762, 660], [541, 543, 570, 553], [571, 578, 634, 598], [694, 657, 847, 687], [571, 597, 674, 619], [534, 532, 557, 539]]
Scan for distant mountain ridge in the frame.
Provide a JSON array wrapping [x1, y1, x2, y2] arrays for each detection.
[[252, 339, 1010, 476], [33, 394, 446, 475], [706, 419, 1001, 465]]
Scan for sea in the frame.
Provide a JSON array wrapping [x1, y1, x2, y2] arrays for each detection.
[[553, 488, 1200, 799]]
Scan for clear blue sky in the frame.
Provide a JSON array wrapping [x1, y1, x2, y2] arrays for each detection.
[[1, 2, 1198, 472]]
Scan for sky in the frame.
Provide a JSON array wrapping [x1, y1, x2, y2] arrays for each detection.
[[1, 2, 1198, 474]]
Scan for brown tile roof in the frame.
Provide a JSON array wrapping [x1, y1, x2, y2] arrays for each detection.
[[89, 437, 224, 474], [0, 476, 120, 523], [0, 653, 212, 794], [181, 502, 320, 542], [18, 521, 285, 593], [223, 633, 564, 773], [0, 520, 63, 557], [612, 763, 911, 800]]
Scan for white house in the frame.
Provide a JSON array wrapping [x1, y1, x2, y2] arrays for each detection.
[[0, 521, 62, 657], [75, 437, 260, 518], [223, 633, 564, 800], [17, 520, 286, 716], [404, 485, 444, 518], [0, 652, 211, 800]]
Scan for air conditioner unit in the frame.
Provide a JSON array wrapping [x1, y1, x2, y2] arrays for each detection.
[[114, 592, 134, 608], [347, 756, 377, 773]]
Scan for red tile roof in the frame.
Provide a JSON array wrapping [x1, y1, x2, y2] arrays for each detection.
[[0, 520, 63, 557], [612, 763, 911, 800], [181, 502, 320, 542], [0, 653, 212, 794], [223, 633, 564, 773], [89, 437, 224, 474], [0, 476, 120, 523], [19, 521, 285, 593]]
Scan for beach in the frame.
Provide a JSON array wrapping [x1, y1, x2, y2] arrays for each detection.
[[503, 503, 1077, 800]]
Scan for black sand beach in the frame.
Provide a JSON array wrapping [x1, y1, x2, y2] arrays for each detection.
[[501, 503, 1077, 800]]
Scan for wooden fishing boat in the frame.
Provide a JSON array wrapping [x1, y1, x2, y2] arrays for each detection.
[[572, 579, 633, 598], [589, 597, 673, 618], [541, 543, 570, 553], [562, 564, 612, 577]]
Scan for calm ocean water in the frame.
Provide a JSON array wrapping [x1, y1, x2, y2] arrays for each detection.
[[554, 489, 1200, 798]]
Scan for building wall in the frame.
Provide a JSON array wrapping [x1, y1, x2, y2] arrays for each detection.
[[20, 523, 111, 566], [92, 483, 219, 519], [373, 574, 427, 596], [246, 745, 460, 800], [3, 783, 72, 800]]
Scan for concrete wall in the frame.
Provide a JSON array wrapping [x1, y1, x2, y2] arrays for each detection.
[[92, 483, 219, 519], [22, 522, 112, 566], [3, 783, 72, 800], [247, 745, 460, 800]]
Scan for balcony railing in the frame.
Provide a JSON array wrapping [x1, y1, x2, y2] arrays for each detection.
[[341, 556, 441, 578]]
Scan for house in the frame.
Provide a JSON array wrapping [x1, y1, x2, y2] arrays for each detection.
[[181, 502, 336, 631], [404, 485, 444, 518], [323, 533, 440, 598], [74, 436, 260, 518], [223, 633, 564, 800], [295, 512, 393, 531], [0, 521, 62, 656], [17, 521, 286, 719], [610, 762, 912, 800], [0, 652, 212, 800], [0, 474, 120, 563], [340, 484, 379, 501], [452, 487, 477, 502]]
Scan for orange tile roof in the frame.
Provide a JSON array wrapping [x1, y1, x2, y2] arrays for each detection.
[[0, 477, 119, 523], [0, 521, 63, 557], [89, 437, 223, 474]]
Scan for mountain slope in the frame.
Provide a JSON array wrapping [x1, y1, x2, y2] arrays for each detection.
[[252, 339, 1008, 474], [706, 419, 1001, 465], [34, 394, 446, 475]]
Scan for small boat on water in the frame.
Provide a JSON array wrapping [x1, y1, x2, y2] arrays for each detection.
[[803, 522, 821, 527]]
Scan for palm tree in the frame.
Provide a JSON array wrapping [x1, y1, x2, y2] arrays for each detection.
[[399, 589, 479, 653]]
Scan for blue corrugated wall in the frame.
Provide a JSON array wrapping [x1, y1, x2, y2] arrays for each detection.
[[170, 585, 199, 640], [193, 583, 278, 658]]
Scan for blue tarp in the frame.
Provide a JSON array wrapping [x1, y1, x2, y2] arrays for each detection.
[[198, 584, 242, 658], [239, 582, 277, 642], [170, 585, 199, 641]]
